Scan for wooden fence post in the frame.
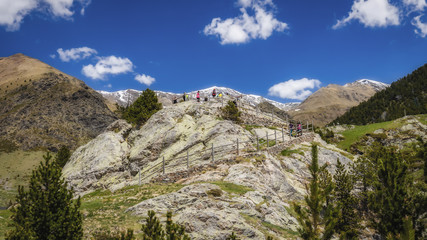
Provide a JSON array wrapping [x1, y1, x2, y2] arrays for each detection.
[[307, 121, 309, 131], [162, 156, 165, 175], [212, 143, 214, 162], [282, 128, 284, 142], [266, 132, 269, 148], [275, 130, 277, 144]]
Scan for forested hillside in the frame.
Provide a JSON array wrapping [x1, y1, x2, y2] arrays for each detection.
[[332, 64, 427, 125]]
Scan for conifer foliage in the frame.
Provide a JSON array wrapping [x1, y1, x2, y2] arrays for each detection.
[[369, 147, 413, 238], [141, 210, 190, 240], [6, 152, 82, 240], [293, 144, 336, 240], [332, 63, 427, 125], [122, 88, 162, 126], [221, 100, 241, 124], [55, 145, 71, 168], [333, 160, 359, 239]]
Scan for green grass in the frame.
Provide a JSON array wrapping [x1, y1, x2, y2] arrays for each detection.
[[240, 213, 298, 239], [0, 151, 45, 207], [244, 124, 262, 133], [280, 148, 304, 157], [337, 120, 405, 151], [415, 114, 427, 125], [209, 181, 254, 195], [80, 183, 183, 238], [0, 209, 12, 239], [0, 182, 183, 239]]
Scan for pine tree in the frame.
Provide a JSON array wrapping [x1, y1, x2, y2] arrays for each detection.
[[165, 211, 190, 240], [141, 210, 165, 240], [369, 147, 412, 238], [55, 145, 71, 168], [293, 144, 336, 240], [221, 100, 241, 124], [123, 88, 162, 126], [6, 152, 82, 240], [351, 156, 377, 216], [141, 210, 189, 240], [333, 160, 359, 239]]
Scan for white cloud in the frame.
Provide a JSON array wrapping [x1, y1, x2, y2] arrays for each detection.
[[49, 54, 56, 59], [333, 0, 400, 29], [0, 0, 91, 31], [204, 0, 288, 44], [43, 0, 74, 18], [268, 78, 321, 101], [0, 0, 38, 31], [412, 15, 427, 37], [82, 56, 133, 80], [57, 47, 97, 62], [135, 74, 156, 86], [104, 83, 112, 88], [403, 0, 427, 11]]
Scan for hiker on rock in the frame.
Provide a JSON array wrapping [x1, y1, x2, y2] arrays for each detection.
[[297, 122, 302, 136], [212, 88, 216, 98], [289, 122, 294, 137], [183, 92, 186, 101], [196, 91, 200, 102]]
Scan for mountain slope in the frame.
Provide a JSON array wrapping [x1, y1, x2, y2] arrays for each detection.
[[332, 64, 427, 125], [289, 79, 389, 126], [98, 86, 300, 111], [0, 53, 117, 151]]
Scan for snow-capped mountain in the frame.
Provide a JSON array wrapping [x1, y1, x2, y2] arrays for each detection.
[[97, 86, 300, 111], [290, 79, 390, 126], [344, 79, 389, 91]]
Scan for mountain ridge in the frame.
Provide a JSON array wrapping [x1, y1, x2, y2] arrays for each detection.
[[98, 86, 301, 111], [289, 79, 389, 126]]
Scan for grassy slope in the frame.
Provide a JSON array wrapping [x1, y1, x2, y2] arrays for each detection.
[[0, 151, 45, 238], [335, 115, 427, 151]]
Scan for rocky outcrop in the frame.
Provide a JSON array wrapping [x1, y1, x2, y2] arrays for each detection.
[[125, 140, 352, 239], [349, 116, 427, 154], [63, 100, 254, 194], [63, 95, 354, 239]]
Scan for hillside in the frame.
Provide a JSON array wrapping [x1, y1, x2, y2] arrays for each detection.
[[289, 79, 389, 126], [0, 53, 117, 151], [60, 96, 352, 238], [332, 64, 427, 125]]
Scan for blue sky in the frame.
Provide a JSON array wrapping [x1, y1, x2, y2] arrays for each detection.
[[1, 0, 427, 102]]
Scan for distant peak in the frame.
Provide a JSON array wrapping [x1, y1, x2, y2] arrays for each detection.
[[344, 79, 389, 91], [9, 53, 29, 58]]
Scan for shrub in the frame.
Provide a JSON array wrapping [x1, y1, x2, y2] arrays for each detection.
[[222, 100, 241, 124], [141, 210, 190, 240], [122, 88, 162, 126], [207, 189, 223, 197]]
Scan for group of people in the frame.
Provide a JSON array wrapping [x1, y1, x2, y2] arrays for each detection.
[[172, 88, 226, 104], [289, 122, 303, 137], [194, 89, 223, 102]]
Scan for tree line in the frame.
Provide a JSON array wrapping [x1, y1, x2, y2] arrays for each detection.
[[332, 63, 427, 125], [293, 143, 427, 240]]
